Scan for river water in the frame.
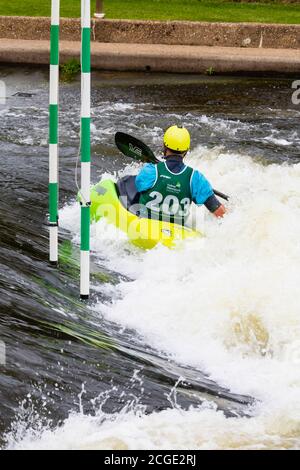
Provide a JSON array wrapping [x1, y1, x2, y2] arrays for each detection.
[[0, 67, 300, 449]]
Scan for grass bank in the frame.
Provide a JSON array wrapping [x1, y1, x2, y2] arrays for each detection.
[[0, 0, 299, 24]]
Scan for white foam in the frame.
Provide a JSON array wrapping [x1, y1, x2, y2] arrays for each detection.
[[6, 401, 300, 450], [18, 146, 300, 450], [264, 136, 294, 147]]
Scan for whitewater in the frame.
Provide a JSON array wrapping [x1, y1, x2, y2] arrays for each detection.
[[7, 144, 300, 450], [2, 71, 300, 450]]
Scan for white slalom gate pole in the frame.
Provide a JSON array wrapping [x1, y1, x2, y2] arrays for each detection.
[[49, 0, 60, 264], [80, 0, 91, 299]]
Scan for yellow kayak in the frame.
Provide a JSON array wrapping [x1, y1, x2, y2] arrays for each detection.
[[90, 179, 201, 249]]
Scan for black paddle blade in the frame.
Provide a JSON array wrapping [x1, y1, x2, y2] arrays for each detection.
[[115, 132, 159, 164]]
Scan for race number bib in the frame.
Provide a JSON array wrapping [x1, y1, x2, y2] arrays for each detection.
[[145, 191, 190, 217]]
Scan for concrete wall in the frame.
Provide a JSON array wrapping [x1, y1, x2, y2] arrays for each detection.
[[0, 39, 299, 75], [0, 16, 299, 49]]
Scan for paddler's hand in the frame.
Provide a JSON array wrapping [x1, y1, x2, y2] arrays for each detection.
[[213, 204, 226, 218]]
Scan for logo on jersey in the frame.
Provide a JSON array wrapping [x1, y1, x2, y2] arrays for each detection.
[[160, 174, 171, 179]]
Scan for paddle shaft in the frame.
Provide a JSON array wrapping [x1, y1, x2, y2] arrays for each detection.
[[212, 189, 229, 201]]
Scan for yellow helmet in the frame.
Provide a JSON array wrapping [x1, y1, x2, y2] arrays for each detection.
[[163, 125, 190, 153]]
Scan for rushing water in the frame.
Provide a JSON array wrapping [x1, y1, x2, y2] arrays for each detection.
[[0, 67, 300, 450]]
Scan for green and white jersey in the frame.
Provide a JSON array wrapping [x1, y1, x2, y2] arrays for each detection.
[[139, 161, 193, 225]]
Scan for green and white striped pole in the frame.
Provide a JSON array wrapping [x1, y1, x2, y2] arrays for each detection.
[[80, 0, 91, 299], [49, 0, 60, 264]]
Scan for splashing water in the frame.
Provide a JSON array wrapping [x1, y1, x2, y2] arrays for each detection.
[[2, 69, 300, 450], [14, 146, 298, 450]]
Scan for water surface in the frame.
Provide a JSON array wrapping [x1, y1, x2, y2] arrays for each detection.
[[0, 68, 299, 449]]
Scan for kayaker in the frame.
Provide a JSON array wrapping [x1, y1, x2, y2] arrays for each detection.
[[133, 125, 226, 225]]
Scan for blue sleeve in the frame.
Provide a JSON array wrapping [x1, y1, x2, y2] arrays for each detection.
[[135, 163, 157, 192], [191, 170, 214, 205]]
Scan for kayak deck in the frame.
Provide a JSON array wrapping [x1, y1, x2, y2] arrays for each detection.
[[90, 179, 200, 249]]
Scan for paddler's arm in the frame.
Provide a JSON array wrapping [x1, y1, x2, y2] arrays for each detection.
[[135, 163, 157, 193], [204, 194, 226, 218], [191, 171, 226, 218]]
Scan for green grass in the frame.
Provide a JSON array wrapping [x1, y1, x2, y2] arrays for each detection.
[[0, 0, 299, 24], [60, 58, 81, 82]]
